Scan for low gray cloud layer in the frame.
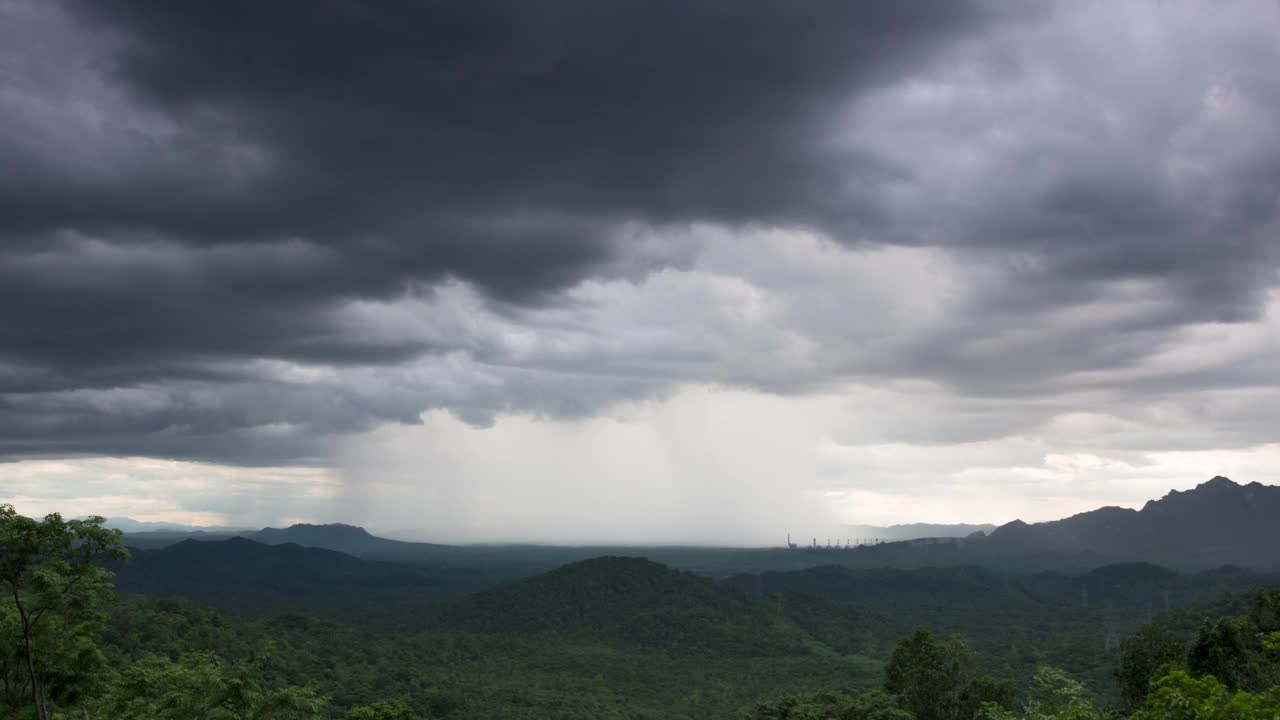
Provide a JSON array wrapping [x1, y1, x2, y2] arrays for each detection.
[[2, 0, 1279, 475]]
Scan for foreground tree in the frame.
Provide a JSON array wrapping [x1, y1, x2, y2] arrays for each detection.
[[1188, 589, 1280, 694], [984, 665, 1100, 720], [1131, 671, 1280, 720], [94, 652, 327, 720], [0, 505, 129, 720], [750, 689, 911, 720], [346, 698, 423, 720], [884, 628, 1014, 720], [1116, 626, 1185, 710]]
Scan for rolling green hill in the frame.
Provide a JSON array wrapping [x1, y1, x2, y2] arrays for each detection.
[[725, 562, 1276, 611], [722, 560, 1280, 704], [104, 554, 886, 719], [434, 556, 812, 656], [79, 531, 1280, 717], [113, 537, 491, 613]]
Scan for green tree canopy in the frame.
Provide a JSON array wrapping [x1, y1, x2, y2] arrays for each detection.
[[346, 698, 424, 720], [0, 505, 129, 720], [93, 652, 327, 720], [749, 690, 912, 720], [884, 628, 1014, 720], [984, 665, 1100, 720], [1132, 671, 1280, 720], [1116, 626, 1185, 710], [1188, 589, 1280, 694]]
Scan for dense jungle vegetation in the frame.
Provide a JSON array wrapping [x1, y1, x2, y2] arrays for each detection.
[[3, 507, 1279, 719]]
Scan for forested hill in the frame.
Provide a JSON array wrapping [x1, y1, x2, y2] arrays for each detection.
[[725, 562, 1277, 611], [100, 542, 1280, 713], [431, 556, 810, 656], [95, 555, 889, 718], [112, 537, 491, 611], [15, 501, 1280, 718], [723, 560, 1280, 702]]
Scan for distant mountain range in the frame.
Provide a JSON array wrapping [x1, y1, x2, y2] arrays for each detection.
[[102, 517, 249, 534], [115, 476, 1280, 574], [249, 522, 448, 555], [780, 476, 1280, 572], [839, 523, 997, 542], [120, 522, 438, 554], [978, 476, 1280, 569]]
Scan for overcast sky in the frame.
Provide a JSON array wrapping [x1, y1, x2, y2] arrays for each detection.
[[3, 0, 1280, 544]]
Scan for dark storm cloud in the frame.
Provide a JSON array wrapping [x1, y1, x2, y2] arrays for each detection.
[[5, 0, 1280, 467], [0, 379, 414, 464], [15, 0, 988, 272], [0, 0, 998, 460]]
